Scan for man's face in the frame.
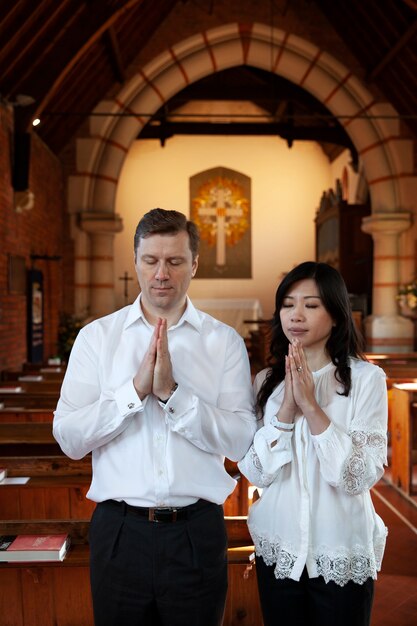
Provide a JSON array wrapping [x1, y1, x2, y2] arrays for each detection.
[[134, 231, 198, 316]]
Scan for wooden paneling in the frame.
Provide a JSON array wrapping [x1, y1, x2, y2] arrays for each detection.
[[391, 385, 417, 495]]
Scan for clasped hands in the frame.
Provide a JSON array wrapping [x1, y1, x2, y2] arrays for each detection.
[[133, 318, 176, 402], [276, 339, 316, 425]]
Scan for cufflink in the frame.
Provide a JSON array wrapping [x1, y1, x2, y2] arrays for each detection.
[[128, 402, 135, 409]]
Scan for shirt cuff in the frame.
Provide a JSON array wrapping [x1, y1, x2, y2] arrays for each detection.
[[311, 420, 334, 444], [159, 383, 186, 419], [254, 426, 292, 469], [114, 379, 145, 415], [271, 415, 295, 431], [261, 423, 293, 448]]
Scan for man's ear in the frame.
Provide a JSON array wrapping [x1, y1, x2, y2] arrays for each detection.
[[191, 255, 199, 277]]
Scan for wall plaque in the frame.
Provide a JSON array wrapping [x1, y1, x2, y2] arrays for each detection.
[[190, 166, 251, 278]]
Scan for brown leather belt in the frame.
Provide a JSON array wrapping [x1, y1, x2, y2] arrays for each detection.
[[105, 498, 209, 522]]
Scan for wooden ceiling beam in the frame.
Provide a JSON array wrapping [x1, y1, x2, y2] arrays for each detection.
[[105, 26, 126, 84], [139, 120, 355, 145], [368, 19, 417, 80], [0, 0, 29, 25], [274, 100, 289, 120], [13, 0, 141, 130], [1, 1, 82, 91]]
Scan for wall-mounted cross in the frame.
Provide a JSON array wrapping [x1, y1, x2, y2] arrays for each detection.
[[197, 185, 243, 266], [118, 271, 134, 305]]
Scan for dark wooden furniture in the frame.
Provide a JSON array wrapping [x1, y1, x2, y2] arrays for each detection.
[[244, 319, 273, 372], [390, 383, 417, 496], [315, 191, 373, 316], [0, 422, 251, 518]]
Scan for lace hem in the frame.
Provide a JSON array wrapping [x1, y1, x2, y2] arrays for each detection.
[[253, 534, 386, 586]]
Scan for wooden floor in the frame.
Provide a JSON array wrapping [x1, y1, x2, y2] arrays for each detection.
[[371, 478, 417, 626]]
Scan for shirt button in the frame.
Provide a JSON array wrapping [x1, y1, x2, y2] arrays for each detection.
[[128, 402, 135, 409], [169, 407, 175, 414]]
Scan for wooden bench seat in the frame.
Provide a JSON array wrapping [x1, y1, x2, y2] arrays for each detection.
[[0, 423, 93, 520], [0, 407, 54, 422], [1, 370, 65, 383], [0, 423, 60, 459], [365, 352, 417, 380], [0, 394, 57, 410], [0, 380, 61, 395], [0, 454, 91, 476], [0, 422, 55, 445]]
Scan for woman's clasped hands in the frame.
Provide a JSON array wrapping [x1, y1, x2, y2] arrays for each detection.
[[276, 339, 320, 429]]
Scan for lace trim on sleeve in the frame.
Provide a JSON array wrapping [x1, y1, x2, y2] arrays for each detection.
[[243, 444, 277, 487], [341, 430, 386, 495]]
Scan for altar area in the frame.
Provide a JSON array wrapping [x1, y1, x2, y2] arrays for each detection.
[[192, 298, 263, 337]]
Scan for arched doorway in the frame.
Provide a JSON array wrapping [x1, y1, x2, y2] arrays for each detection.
[[69, 22, 416, 350]]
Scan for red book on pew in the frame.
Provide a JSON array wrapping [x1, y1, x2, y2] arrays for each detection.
[[0, 534, 70, 562]]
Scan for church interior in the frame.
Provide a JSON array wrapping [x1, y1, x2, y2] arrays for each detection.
[[1, 0, 417, 624]]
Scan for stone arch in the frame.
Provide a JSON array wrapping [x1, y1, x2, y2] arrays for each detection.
[[69, 22, 416, 349]]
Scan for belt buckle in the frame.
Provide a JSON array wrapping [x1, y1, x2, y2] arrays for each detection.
[[148, 507, 178, 522]]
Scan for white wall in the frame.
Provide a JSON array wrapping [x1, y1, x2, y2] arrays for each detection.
[[115, 135, 333, 318]]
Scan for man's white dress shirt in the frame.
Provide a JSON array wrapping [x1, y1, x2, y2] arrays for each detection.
[[53, 296, 256, 507], [238, 358, 388, 587]]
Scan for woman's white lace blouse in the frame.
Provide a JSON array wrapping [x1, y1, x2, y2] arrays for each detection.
[[238, 358, 388, 587]]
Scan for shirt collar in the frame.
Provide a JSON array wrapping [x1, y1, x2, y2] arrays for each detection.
[[123, 294, 202, 332], [180, 296, 202, 332], [123, 295, 143, 329]]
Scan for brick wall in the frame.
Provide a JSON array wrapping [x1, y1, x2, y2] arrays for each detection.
[[0, 103, 66, 371]]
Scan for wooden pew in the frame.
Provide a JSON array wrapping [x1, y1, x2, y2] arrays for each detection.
[[0, 423, 249, 518], [0, 423, 94, 520], [0, 392, 58, 411], [0, 407, 54, 423], [364, 353, 417, 496], [0, 518, 261, 626], [0, 398, 57, 411], [365, 352, 417, 438], [0, 420, 260, 623], [0, 422, 56, 446], [0, 455, 91, 478], [224, 459, 250, 516], [365, 352, 417, 376], [0, 380, 61, 395], [22, 361, 65, 371], [0, 476, 95, 520], [1, 367, 65, 383], [390, 383, 417, 496]]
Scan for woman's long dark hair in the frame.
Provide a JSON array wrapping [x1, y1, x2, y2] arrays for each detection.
[[257, 261, 365, 413]]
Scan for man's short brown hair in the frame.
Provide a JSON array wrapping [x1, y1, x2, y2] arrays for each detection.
[[134, 208, 199, 260]]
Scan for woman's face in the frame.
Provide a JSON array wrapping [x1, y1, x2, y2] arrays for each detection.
[[279, 278, 335, 353]]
